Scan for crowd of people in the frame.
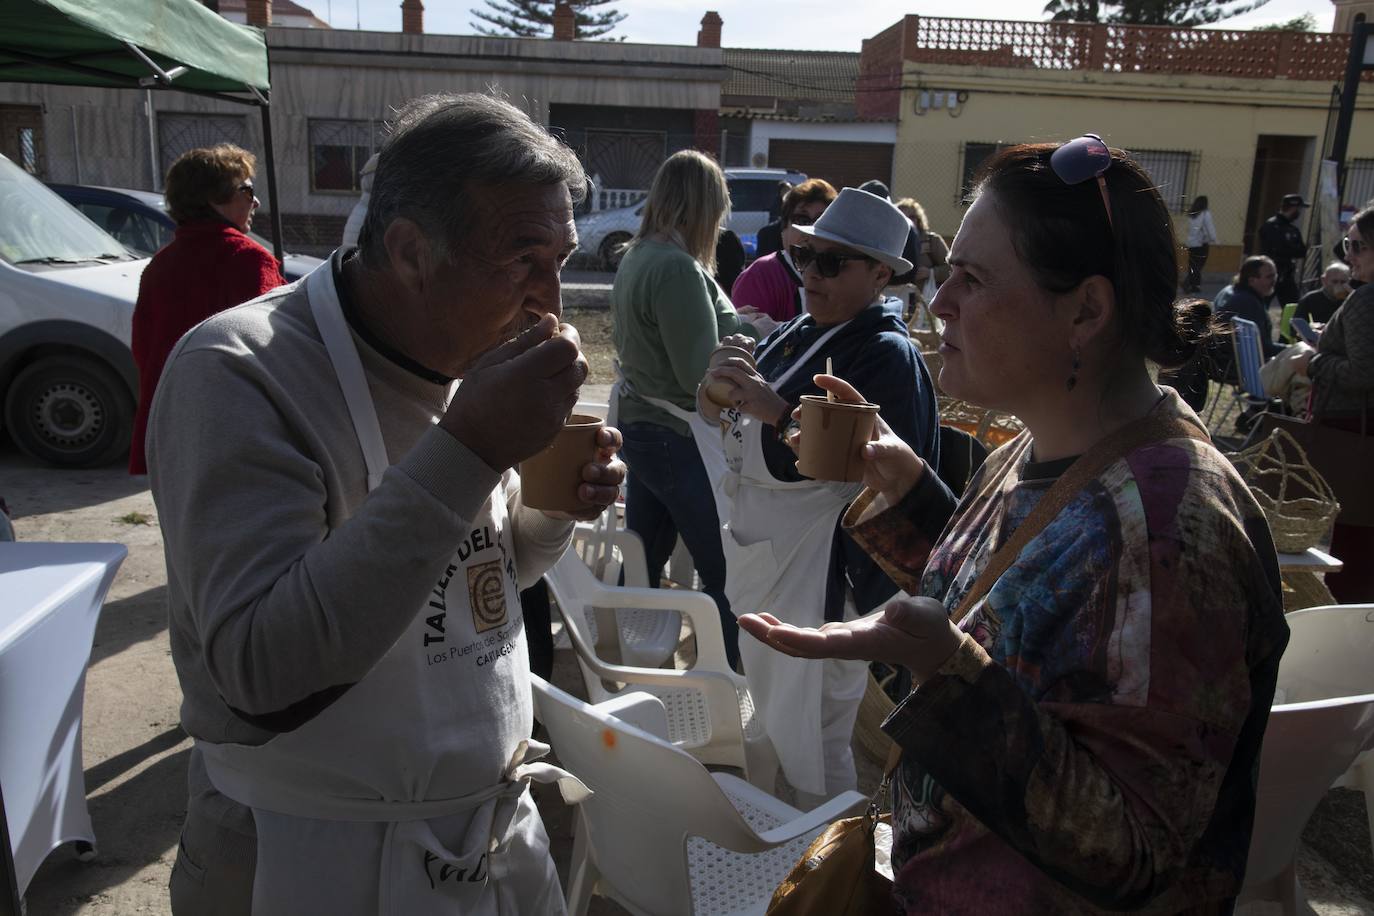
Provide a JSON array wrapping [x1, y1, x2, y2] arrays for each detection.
[[119, 94, 1372, 915]]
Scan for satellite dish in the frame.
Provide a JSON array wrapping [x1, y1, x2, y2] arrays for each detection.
[[751, 152, 768, 168]]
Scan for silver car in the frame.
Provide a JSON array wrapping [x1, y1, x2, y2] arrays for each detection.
[[576, 167, 807, 271]]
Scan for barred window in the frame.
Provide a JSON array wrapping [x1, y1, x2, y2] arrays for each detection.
[[309, 119, 378, 193], [959, 141, 1012, 202], [1130, 148, 1196, 213], [1343, 159, 1374, 210], [158, 113, 250, 179]]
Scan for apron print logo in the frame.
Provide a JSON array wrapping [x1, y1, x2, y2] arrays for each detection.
[[468, 560, 508, 633]]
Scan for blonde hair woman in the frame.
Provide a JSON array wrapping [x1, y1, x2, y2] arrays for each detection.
[[610, 150, 766, 668]]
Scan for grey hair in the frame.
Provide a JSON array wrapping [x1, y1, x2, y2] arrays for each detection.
[[357, 92, 587, 269]]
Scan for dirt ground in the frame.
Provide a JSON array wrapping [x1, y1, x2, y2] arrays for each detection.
[[2, 413, 1373, 914]]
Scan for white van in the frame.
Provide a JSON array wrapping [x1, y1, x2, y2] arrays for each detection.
[[0, 153, 147, 467]]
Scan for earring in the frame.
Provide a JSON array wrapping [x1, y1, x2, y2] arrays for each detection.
[[1066, 348, 1081, 392]]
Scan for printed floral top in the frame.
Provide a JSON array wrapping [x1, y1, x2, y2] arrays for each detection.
[[844, 391, 1288, 915]]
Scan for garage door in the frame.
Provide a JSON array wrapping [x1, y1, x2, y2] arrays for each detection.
[[767, 140, 894, 194]]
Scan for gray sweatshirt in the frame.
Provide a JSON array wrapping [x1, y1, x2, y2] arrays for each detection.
[[148, 275, 573, 830]]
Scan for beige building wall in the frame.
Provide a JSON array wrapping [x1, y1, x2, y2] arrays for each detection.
[[891, 63, 1374, 272]]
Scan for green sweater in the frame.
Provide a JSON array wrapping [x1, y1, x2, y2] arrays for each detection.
[[611, 239, 757, 436]]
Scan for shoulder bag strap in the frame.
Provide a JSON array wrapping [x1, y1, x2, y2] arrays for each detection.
[[949, 411, 1207, 625], [875, 407, 1205, 786]]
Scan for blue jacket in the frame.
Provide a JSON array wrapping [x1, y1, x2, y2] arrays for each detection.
[[753, 298, 941, 619], [1215, 284, 1284, 359]]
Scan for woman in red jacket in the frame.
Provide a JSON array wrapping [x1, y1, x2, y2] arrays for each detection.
[[129, 144, 286, 474]]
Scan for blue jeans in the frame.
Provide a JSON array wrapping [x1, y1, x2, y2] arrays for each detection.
[[618, 420, 738, 669]]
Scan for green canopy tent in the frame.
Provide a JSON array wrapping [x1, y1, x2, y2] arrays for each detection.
[[0, 0, 285, 260]]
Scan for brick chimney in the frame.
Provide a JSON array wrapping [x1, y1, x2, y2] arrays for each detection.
[[245, 0, 271, 27], [401, 0, 424, 33], [697, 11, 722, 48], [552, 1, 575, 40]]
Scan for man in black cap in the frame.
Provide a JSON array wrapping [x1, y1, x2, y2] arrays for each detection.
[[858, 179, 920, 285], [1258, 193, 1310, 307]]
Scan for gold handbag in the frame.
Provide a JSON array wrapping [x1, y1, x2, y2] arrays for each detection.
[[766, 745, 900, 916]]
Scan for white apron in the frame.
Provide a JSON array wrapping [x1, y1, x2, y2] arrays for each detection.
[[718, 320, 868, 796], [199, 263, 588, 916]]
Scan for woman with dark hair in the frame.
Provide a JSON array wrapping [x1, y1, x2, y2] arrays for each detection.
[[129, 144, 286, 474], [1184, 194, 1215, 292], [730, 178, 837, 322], [1214, 255, 1284, 359], [1294, 205, 1374, 601], [742, 136, 1287, 914]]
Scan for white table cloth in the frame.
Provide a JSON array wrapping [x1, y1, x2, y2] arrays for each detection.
[[1, 542, 126, 898]]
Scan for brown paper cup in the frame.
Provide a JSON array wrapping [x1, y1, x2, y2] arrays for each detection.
[[704, 345, 757, 408], [795, 395, 880, 482], [519, 413, 603, 512]]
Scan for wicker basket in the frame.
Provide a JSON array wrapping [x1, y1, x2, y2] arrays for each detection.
[[854, 667, 898, 764], [1229, 428, 1340, 553], [937, 397, 1025, 449]]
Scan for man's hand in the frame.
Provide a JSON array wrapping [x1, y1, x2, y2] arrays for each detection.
[[738, 306, 780, 337], [540, 426, 626, 522], [738, 596, 962, 685], [786, 375, 926, 503], [707, 360, 787, 423], [440, 314, 588, 471], [719, 333, 756, 355]]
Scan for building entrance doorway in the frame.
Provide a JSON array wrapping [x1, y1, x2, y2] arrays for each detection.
[[1242, 134, 1316, 255]]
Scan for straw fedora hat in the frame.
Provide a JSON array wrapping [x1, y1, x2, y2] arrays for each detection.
[[793, 187, 914, 274]]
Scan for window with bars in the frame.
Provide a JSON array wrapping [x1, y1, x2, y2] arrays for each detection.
[[959, 141, 1011, 202], [1343, 159, 1374, 210], [309, 119, 378, 193], [1130, 148, 1196, 213], [158, 113, 251, 179]]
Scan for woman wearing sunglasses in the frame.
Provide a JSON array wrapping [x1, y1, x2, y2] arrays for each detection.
[[741, 138, 1288, 913], [729, 178, 837, 323], [1293, 210, 1374, 602], [130, 144, 285, 475], [700, 187, 940, 805]]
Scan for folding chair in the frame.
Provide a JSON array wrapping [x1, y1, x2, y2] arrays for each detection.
[[532, 677, 867, 916], [1278, 302, 1298, 344], [1205, 317, 1275, 437]]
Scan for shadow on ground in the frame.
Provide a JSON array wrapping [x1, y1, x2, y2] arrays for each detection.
[[89, 585, 168, 667], [0, 442, 146, 518]]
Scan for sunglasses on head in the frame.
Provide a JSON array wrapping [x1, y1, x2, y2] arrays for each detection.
[[1342, 236, 1367, 257], [789, 244, 872, 279], [1049, 133, 1113, 230]]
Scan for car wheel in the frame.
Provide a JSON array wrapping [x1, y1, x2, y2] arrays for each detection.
[[600, 233, 632, 272], [4, 355, 134, 468]]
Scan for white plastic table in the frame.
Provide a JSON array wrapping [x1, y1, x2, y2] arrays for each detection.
[[1275, 546, 1344, 574], [0, 542, 126, 899]]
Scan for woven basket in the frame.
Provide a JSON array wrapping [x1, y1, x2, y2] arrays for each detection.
[[854, 667, 898, 764], [1229, 428, 1340, 553]]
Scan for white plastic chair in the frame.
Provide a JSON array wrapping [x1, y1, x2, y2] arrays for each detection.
[[532, 676, 868, 916], [543, 551, 779, 791], [570, 507, 680, 669], [1239, 604, 1374, 914]]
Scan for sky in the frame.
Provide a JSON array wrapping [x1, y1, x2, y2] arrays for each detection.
[[294, 0, 1339, 51]]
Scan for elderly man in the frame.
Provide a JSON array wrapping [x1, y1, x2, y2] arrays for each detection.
[[149, 93, 623, 916], [1296, 261, 1351, 326]]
